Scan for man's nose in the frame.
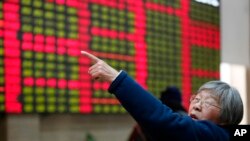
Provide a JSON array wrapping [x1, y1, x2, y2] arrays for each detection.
[[193, 101, 202, 111]]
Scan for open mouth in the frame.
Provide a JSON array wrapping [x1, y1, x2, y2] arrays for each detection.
[[190, 114, 198, 120]]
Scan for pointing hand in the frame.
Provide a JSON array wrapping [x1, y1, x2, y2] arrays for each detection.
[[81, 51, 119, 82]]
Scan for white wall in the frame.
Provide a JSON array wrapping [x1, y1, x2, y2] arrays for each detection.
[[221, 0, 250, 124], [221, 0, 250, 65]]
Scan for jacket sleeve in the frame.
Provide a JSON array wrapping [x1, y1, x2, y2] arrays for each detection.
[[108, 71, 229, 141]]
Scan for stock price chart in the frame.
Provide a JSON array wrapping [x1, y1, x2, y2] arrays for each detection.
[[0, 0, 220, 114]]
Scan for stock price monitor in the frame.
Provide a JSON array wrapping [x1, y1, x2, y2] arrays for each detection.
[[0, 0, 220, 114]]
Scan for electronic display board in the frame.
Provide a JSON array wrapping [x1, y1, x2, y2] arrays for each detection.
[[0, 0, 220, 114]]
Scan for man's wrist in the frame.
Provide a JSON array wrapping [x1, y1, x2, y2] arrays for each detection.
[[111, 70, 123, 82]]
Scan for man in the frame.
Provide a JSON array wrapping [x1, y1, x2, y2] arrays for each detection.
[[81, 51, 243, 141]]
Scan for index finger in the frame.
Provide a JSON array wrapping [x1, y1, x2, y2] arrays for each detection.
[[81, 51, 100, 63]]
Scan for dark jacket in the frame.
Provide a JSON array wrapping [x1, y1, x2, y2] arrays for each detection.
[[108, 71, 229, 141]]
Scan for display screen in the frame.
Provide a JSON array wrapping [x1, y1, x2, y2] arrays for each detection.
[[0, 0, 220, 114]]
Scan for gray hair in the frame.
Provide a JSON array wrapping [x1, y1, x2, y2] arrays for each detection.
[[198, 80, 243, 125]]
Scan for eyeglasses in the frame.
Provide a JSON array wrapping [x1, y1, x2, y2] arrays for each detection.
[[190, 95, 221, 109]]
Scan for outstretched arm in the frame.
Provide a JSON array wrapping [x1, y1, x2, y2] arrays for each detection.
[[81, 51, 177, 126]]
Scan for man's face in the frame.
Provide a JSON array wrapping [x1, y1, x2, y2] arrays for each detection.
[[188, 90, 221, 124]]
